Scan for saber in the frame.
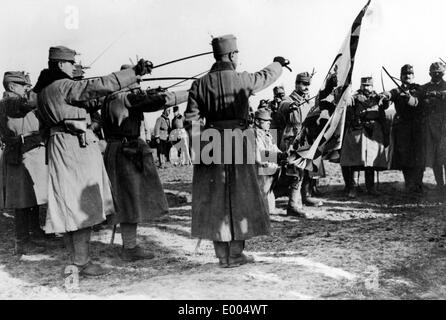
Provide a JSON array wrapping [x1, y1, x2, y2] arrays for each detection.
[[297, 95, 317, 107], [382, 66, 408, 94], [140, 77, 198, 82], [166, 70, 210, 89], [440, 58, 446, 65], [153, 51, 213, 69]]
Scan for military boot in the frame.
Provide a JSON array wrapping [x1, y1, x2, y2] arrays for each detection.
[[433, 164, 445, 191], [120, 246, 155, 262], [365, 168, 380, 196], [28, 206, 46, 246], [78, 262, 111, 277], [310, 178, 323, 197], [228, 240, 254, 268], [14, 209, 45, 255], [287, 177, 306, 217], [301, 174, 323, 207], [213, 241, 229, 268]]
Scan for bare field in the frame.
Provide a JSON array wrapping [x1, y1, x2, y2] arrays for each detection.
[[1, 162, 446, 299]]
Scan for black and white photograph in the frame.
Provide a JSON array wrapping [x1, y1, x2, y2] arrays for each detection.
[[0, 0, 446, 303]]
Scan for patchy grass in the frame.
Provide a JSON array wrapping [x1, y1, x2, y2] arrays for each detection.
[[1, 162, 446, 299]]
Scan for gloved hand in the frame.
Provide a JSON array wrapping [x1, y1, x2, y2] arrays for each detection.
[[273, 56, 290, 68], [133, 59, 154, 76], [278, 152, 288, 162], [380, 91, 392, 100], [326, 72, 338, 91]]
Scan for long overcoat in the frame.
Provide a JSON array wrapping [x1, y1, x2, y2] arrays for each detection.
[[340, 91, 388, 169], [388, 84, 424, 169], [0, 92, 47, 209], [185, 61, 282, 242], [102, 89, 170, 224], [37, 68, 137, 233], [419, 80, 446, 167]]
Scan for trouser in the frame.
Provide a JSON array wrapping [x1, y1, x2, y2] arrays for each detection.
[[63, 227, 91, 266], [433, 162, 445, 187], [213, 240, 245, 260], [288, 176, 304, 210], [364, 168, 375, 191], [120, 222, 137, 249], [341, 166, 356, 191], [15, 206, 42, 243], [402, 167, 424, 189]]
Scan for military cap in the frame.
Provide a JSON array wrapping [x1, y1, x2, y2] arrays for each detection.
[[361, 77, 373, 86], [211, 34, 238, 55], [49, 46, 77, 62], [254, 108, 272, 121], [173, 106, 179, 112], [273, 85, 285, 95], [430, 61, 446, 73], [400, 64, 414, 75], [295, 72, 311, 84], [3, 71, 31, 90]]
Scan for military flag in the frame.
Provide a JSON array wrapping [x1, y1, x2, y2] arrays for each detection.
[[288, 0, 372, 172]]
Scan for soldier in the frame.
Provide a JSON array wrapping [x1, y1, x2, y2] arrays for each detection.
[[268, 85, 286, 145], [340, 77, 389, 197], [0, 71, 48, 254], [253, 108, 286, 214], [34, 45, 152, 276], [418, 62, 446, 191], [102, 64, 188, 261], [381, 65, 423, 193], [185, 34, 287, 267], [154, 108, 171, 168], [169, 106, 191, 166], [275, 72, 324, 217]]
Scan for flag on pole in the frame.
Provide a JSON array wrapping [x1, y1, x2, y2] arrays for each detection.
[[287, 0, 372, 173]]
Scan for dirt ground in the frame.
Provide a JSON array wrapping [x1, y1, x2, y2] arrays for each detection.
[[1, 162, 446, 300]]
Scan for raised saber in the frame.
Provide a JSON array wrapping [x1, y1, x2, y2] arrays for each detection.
[[166, 70, 210, 89], [152, 51, 213, 69], [382, 66, 408, 94], [140, 77, 198, 82]]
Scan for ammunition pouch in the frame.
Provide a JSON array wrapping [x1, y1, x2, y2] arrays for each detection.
[[109, 137, 149, 173], [63, 119, 87, 148]]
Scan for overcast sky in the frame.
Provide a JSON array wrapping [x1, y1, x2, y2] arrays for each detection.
[[1, 0, 446, 128]]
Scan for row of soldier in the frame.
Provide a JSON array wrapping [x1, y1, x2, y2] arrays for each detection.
[[0, 46, 190, 276], [1, 33, 446, 273], [251, 62, 446, 218]]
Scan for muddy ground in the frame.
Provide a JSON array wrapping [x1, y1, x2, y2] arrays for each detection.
[[1, 162, 446, 300]]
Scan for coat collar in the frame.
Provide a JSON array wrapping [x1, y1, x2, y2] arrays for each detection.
[[3, 91, 20, 99], [210, 61, 236, 72], [289, 90, 308, 103]]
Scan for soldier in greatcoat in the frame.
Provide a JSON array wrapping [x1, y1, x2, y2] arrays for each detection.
[[340, 77, 390, 197], [184, 34, 287, 267], [154, 108, 171, 168], [0, 71, 48, 254], [418, 62, 446, 191], [34, 45, 152, 276], [381, 65, 423, 193], [102, 64, 188, 261]]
